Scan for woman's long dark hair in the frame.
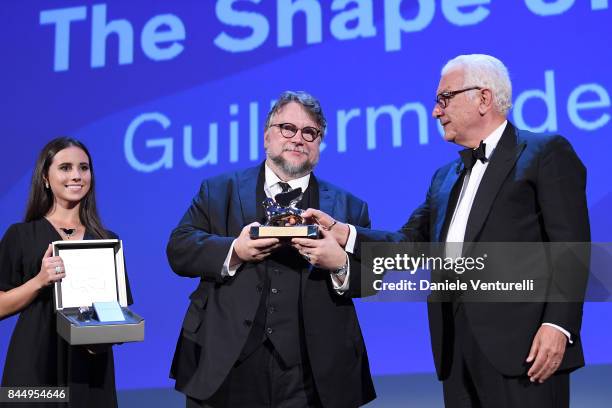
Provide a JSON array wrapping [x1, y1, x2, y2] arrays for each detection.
[[25, 137, 108, 239]]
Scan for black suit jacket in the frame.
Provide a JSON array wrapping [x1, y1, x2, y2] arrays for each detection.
[[357, 122, 590, 379], [167, 165, 376, 407]]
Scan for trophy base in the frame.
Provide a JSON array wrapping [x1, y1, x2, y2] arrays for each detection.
[[250, 225, 319, 239]]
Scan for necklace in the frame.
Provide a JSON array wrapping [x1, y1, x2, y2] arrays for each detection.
[[60, 228, 77, 239], [45, 217, 80, 240]]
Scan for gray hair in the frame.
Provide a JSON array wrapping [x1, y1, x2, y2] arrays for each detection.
[[442, 54, 513, 115], [265, 91, 327, 137]]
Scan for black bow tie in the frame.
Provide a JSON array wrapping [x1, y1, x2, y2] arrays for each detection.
[[459, 140, 488, 171]]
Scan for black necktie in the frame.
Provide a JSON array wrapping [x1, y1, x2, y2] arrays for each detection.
[[278, 182, 291, 192], [459, 140, 488, 171]]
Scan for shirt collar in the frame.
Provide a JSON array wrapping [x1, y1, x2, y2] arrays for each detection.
[[265, 163, 310, 192], [480, 120, 507, 160]]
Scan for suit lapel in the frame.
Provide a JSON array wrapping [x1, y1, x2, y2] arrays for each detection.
[[237, 165, 261, 225], [434, 163, 462, 242], [464, 123, 526, 243], [318, 182, 338, 220]]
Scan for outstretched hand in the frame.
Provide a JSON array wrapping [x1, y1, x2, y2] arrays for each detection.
[[301, 208, 350, 248]]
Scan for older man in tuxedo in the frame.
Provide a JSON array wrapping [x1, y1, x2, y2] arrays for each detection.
[[167, 91, 375, 408], [303, 55, 589, 407]]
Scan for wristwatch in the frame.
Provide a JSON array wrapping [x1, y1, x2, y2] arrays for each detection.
[[333, 262, 348, 278]]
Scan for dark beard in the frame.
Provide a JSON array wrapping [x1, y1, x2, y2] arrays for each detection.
[[268, 152, 316, 178]]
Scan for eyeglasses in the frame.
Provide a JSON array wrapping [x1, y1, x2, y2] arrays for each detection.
[[435, 86, 482, 109], [270, 123, 322, 142]]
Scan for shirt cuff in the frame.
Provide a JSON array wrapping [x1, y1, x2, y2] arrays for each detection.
[[221, 239, 242, 277], [331, 253, 350, 294], [344, 224, 357, 254], [542, 323, 573, 344]]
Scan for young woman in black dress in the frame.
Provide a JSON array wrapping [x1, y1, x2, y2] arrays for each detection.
[[0, 137, 131, 407]]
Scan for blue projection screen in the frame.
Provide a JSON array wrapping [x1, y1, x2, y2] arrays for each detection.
[[1, 1, 611, 390]]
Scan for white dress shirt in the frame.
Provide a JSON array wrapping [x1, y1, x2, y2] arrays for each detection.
[[222, 164, 350, 292], [445, 121, 506, 255]]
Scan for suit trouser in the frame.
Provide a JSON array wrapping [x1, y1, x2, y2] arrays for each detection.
[[186, 340, 322, 408], [442, 304, 569, 408]]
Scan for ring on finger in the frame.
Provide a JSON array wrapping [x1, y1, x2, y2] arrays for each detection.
[[55, 266, 63, 274], [303, 253, 311, 263], [322, 220, 337, 231]]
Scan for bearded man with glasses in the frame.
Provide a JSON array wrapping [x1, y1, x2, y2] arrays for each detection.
[[167, 91, 376, 408]]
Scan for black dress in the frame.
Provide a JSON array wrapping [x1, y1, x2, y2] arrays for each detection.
[[0, 218, 132, 408]]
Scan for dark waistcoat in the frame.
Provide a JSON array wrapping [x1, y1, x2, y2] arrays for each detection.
[[239, 167, 320, 367]]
